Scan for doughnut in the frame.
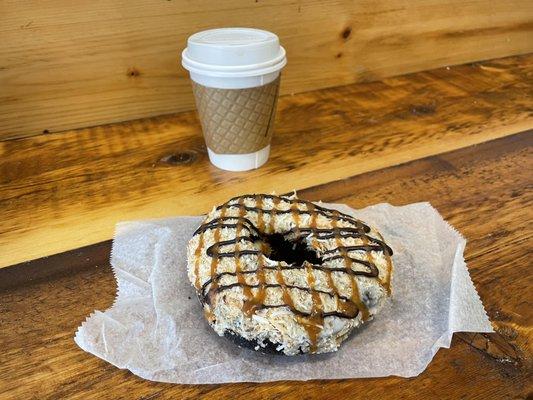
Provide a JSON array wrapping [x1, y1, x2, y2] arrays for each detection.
[[186, 193, 393, 355]]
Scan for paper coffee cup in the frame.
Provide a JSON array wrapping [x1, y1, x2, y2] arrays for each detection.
[[182, 28, 287, 171]]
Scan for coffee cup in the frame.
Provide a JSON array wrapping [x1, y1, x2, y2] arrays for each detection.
[[182, 28, 287, 171]]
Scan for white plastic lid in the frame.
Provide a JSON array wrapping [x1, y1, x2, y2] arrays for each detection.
[[182, 28, 286, 78]]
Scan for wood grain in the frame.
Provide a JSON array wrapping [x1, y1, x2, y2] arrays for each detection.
[[1, 132, 531, 399], [1, 55, 532, 268], [1, 0, 532, 139]]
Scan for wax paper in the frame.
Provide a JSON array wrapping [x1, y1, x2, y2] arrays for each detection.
[[75, 202, 492, 383]]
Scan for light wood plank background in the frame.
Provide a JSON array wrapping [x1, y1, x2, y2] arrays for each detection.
[[0, 55, 531, 268], [1, 0, 532, 139]]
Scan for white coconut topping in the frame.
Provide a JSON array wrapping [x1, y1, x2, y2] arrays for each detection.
[[186, 194, 393, 355]]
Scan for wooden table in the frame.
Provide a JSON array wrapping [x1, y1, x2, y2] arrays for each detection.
[[1, 55, 531, 399]]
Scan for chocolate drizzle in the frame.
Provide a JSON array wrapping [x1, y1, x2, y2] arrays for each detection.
[[193, 194, 393, 353]]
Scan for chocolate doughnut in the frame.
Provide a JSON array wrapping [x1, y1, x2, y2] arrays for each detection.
[[187, 194, 393, 355]]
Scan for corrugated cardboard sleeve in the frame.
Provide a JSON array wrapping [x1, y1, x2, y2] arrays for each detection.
[[192, 77, 280, 154]]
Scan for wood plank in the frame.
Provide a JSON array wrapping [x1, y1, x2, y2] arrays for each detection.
[[0, 241, 111, 291], [1, 0, 532, 139], [1, 55, 532, 268], [1, 132, 530, 399]]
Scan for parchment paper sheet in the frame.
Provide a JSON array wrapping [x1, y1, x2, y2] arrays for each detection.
[[75, 202, 493, 383]]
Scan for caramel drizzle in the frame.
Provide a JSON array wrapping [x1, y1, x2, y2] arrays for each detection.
[[193, 233, 204, 289], [308, 202, 319, 249], [332, 210, 369, 321], [269, 196, 281, 233], [291, 200, 322, 351], [245, 195, 270, 313], [360, 230, 388, 295], [291, 199, 301, 238], [196, 194, 393, 352], [244, 247, 267, 315], [275, 262, 296, 311], [309, 202, 340, 311], [256, 195, 265, 232], [250, 195, 268, 314], [234, 198, 253, 310], [228, 196, 271, 316], [304, 261, 323, 353], [204, 204, 227, 321], [376, 231, 393, 295]]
